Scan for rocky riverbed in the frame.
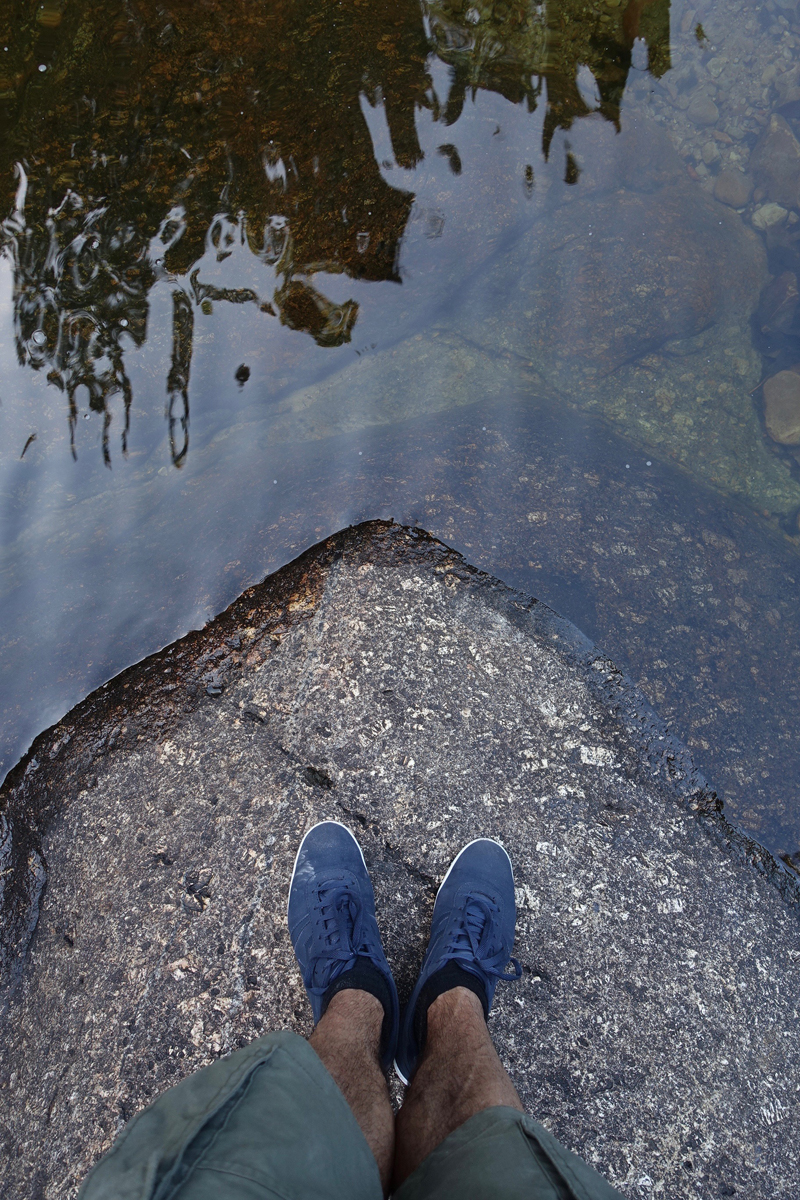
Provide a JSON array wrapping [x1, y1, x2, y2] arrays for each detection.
[[1, 523, 798, 1199], [623, 0, 800, 501]]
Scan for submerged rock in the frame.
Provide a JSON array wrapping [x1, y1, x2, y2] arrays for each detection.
[[757, 270, 799, 335], [0, 523, 798, 1199], [266, 117, 793, 519], [752, 201, 789, 230], [749, 114, 800, 210], [442, 118, 796, 517], [774, 62, 800, 107], [477, 176, 762, 383], [687, 93, 719, 127], [763, 368, 800, 443], [713, 167, 754, 208]]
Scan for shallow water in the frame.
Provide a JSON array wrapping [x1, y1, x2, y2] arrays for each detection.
[[1, 0, 799, 865]]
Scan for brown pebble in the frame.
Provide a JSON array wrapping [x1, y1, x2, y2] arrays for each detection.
[[763, 369, 800, 444], [713, 169, 754, 208]]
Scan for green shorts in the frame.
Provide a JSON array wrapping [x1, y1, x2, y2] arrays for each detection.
[[78, 1031, 624, 1200]]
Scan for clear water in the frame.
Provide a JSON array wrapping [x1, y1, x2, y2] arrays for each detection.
[[1, 0, 799, 866]]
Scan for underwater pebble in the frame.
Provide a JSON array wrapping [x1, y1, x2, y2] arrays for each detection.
[[713, 169, 754, 208], [687, 95, 720, 127], [763, 369, 800, 444], [751, 202, 789, 230]]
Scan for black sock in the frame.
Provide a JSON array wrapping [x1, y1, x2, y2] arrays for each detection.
[[412, 962, 489, 1053], [321, 957, 393, 1061]]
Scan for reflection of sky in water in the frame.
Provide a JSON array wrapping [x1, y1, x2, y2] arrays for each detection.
[[1, 0, 800, 865]]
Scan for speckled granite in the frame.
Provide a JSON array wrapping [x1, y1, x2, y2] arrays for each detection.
[[0, 522, 798, 1199]]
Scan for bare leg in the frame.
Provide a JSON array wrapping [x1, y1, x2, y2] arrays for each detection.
[[393, 987, 523, 1188], [309, 988, 394, 1194]]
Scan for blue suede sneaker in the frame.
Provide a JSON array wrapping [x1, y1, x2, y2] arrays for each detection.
[[395, 838, 522, 1084], [288, 820, 399, 1070]]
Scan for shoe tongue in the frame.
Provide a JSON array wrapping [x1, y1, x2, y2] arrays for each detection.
[[319, 882, 361, 953], [307, 884, 361, 992], [460, 893, 495, 957]]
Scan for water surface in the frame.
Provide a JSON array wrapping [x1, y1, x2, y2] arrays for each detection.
[[1, 0, 799, 866]]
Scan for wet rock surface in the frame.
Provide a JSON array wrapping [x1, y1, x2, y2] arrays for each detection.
[[1, 523, 798, 1200]]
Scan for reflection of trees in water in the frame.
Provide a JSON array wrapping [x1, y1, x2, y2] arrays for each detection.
[[166, 290, 192, 468], [0, 0, 669, 465], [0, 0, 429, 463], [428, 0, 670, 158], [2, 168, 152, 464]]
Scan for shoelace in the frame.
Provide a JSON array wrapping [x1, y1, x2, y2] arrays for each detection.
[[305, 881, 380, 994], [445, 892, 522, 981]]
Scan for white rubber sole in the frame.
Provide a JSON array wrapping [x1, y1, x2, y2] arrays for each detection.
[[286, 819, 367, 918], [393, 837, 514, 1086]]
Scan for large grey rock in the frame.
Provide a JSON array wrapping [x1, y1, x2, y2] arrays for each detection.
[[467, 179, 761, 384], [460, 117, 766, 366], [1, 522, 798, 1199]]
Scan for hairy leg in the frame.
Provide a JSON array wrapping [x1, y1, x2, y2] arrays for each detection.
[[309, 988, 394, 1194], [393, 986, 523, 1188]]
